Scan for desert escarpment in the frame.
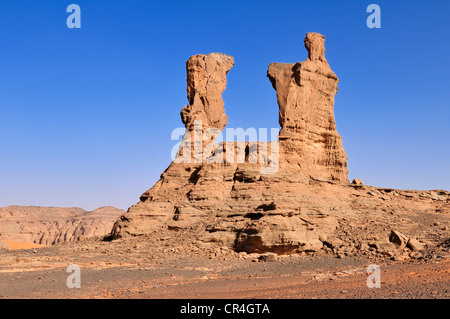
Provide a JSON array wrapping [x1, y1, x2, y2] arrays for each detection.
[[0, 206, 124, 249], [110, 33, 449, 259]]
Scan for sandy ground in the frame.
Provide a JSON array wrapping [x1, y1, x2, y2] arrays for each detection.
[[0, 235, 448, 299]]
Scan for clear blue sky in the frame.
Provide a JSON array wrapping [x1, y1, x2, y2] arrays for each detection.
[[0, 0, 448, 211]]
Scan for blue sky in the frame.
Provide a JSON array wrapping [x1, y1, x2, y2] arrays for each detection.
[[0, 0, 448, 210]]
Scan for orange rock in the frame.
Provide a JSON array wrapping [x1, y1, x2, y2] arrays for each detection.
[[267, 32, 348, 182]]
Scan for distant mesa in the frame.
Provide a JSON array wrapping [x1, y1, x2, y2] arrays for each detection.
[[0, 205, 124, 249]]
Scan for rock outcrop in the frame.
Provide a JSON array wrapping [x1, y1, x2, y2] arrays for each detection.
[[110, 33, 449, 257], [181, 53, 233, 132], [0, 206, 124, 248]]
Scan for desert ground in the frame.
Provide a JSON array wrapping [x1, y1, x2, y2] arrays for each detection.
[[1, 230, 448, 299]]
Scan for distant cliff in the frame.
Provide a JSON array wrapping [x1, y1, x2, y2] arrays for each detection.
[[0, 205, 124, 249]]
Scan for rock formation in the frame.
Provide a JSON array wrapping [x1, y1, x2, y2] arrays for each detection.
[[0, 206, 124, 248], [181, 53, 233, 132], [268, 32, 348, 182], [180, 53, 234, 153], [110, 33, 449, 257]]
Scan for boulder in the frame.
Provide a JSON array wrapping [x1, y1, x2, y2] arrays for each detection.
[[407, 238, 425, 251], [389, 230, 409, 249]]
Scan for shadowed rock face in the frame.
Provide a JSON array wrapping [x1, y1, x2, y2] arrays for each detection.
[[110, 33, 448, 256], [267, 32, 348, 182]]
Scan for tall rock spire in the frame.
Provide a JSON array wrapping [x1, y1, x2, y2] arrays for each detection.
[[267, 32, 348, 182]]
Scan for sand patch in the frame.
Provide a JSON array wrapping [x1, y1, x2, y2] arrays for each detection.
[[5, 240, 47, 250]]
